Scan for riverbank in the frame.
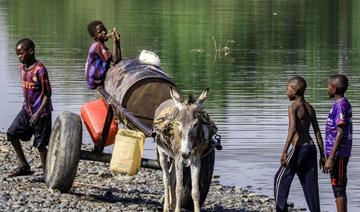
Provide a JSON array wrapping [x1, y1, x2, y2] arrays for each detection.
[[0, 132, 304, 211]]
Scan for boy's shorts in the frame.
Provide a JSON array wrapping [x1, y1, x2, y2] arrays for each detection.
[[330, 156, 349, 198], [7, 109, 52, 150]]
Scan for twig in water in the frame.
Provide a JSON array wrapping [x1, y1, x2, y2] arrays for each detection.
[[212, 36, 218, 63]]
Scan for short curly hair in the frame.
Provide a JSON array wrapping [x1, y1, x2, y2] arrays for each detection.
[[87, 20, 103, 37], [288, 76, 307, 96], [16, 38, 35, 51], [329, 74, 348, 95]]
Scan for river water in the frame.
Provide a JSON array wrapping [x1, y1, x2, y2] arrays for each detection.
[[0, 0, 359, 211]]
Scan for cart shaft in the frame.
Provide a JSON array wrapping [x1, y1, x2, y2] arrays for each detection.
[[97, 87, 153, 137], [79, 150, 161, 170]]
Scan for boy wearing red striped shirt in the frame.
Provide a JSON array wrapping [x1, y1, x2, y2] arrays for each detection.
[[7, 38, 53, 177]]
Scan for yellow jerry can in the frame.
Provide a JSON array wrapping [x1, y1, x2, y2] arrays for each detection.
[[110, 129, 145, 176]]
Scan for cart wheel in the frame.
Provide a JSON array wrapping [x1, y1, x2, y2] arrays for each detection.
[[180, 149, 215, 209], [45, 112, 82, 193]]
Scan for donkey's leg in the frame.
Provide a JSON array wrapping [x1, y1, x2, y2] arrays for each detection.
[[169, 159, 176, 209], [191, 157, 202, 212], [175, 156, 184, 212], [159, 151, 171, 212]]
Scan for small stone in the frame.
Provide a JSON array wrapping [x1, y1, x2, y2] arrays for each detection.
[[123, 204, 138, 211], [248, 192, 257, 197], [104, 190, 112, 197], [0, 193, 10, 203], [98, 171, 113, 178], [260, 197, 271, 204], [99, 208, 107, 212]]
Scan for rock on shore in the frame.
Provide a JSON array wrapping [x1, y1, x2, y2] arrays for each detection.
[[0, 132, 304, 211]]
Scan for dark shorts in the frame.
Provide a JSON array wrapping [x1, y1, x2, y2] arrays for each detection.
[[7, 109, 52, 150], [330, 156, 349, 198]]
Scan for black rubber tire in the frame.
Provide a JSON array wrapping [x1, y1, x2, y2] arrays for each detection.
[[180, 149, 215, 210], [45, 112, 82, 193]]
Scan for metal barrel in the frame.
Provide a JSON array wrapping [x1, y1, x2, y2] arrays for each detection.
[[104, 58, 180, 130]]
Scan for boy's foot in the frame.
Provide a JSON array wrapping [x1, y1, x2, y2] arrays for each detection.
[[8, 166, 34, 178]]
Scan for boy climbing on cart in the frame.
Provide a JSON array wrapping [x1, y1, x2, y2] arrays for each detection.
[[85, 20, 122, 90]]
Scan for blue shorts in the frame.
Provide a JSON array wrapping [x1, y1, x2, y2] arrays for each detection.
[[330, 156, 349, 198], [7, 109, 52, 150]]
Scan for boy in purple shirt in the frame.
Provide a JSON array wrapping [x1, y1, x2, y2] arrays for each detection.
[[85, 20, 121, 89], [6, 38, 53, 177], [324, 74, 352, 212]]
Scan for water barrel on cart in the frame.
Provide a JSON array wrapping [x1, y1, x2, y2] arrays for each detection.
[[105, 59, 215, 210], [104, 58, 179, 129]]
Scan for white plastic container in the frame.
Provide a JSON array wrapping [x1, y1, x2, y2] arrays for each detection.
[[138, 50, 161, 66]]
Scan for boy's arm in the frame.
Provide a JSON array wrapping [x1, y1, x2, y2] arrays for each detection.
[[311, 109, 326, 170], [281, 105, 297, 166], [111, 30, 121, 64], [324, 126, 344, 173], [30, 69, 51, 126], [30, 95, 49, 126]]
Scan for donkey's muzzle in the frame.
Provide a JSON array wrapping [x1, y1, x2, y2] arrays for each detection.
[[181, 151, 191, 159]]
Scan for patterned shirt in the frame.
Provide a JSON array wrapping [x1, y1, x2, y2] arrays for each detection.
[[325, 97, 352, 157], [85, 41, 112, 89], [20, 61, 53, 117]]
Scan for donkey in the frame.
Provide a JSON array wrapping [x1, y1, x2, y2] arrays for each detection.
[[153, 87, 211, 212]]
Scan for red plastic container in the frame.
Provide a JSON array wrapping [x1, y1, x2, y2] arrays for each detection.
[[80, 99, 118, 146]]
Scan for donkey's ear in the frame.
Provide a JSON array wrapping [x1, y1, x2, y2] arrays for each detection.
[[169, 86, 184, 109], [197, 88, 209, 106]]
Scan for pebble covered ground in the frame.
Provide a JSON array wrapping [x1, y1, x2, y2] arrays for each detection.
[[0, 132, 305, 211]]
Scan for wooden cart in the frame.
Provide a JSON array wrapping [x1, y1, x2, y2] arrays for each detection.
[[44, 58, 220, 209]]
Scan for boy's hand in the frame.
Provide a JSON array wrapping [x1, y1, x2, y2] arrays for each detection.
[[323, 157, 334, 173], [30, 111, 40, 127], [110, 27, 120, 42], [114, 31, 120, 41], [319, 156, 326, 171], [280, 152, 287, 167]]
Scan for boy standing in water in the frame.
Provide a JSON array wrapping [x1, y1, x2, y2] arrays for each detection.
[[85, 20, 121, 90], [6, 38, 53, 177], [324, 74, 352, 212], [274, 76, 325, 212]]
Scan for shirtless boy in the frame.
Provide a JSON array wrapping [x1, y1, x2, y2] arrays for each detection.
[[274, 76, 325, 212]]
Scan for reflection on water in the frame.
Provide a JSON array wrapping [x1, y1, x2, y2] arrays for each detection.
[[1, 0, 360, 210]]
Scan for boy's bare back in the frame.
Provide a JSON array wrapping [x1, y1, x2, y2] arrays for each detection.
[[281, 76, 325, 168], [290, 100, 316, 146]]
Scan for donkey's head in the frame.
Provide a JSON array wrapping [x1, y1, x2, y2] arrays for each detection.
[[170, 87, 209, 159]]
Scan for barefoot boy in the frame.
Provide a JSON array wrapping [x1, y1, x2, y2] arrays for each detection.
[[85, 20, 121, 89], [6, 38, 53, 177], [324, 74, 352, 212], [274, 76, 325, 212]]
